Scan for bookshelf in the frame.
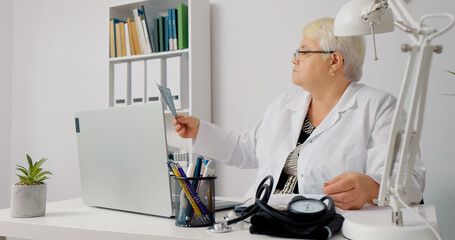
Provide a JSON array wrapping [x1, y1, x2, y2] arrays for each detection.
[[108, 0, 211, 162]]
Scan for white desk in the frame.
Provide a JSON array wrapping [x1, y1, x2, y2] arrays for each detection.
[[0, 198, 437, 240]]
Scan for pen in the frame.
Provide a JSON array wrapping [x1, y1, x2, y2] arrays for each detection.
[[194, 156, 203, 178]]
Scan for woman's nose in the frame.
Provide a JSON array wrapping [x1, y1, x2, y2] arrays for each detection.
[[292, 57, 298, 65]]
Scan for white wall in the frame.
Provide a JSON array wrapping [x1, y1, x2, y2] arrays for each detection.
[[4, 0, 455, 238], [9, 0, 112, 202], [0, 0, 14, 209]]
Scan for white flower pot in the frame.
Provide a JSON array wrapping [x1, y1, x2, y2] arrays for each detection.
[[10, 183, 47, 218]]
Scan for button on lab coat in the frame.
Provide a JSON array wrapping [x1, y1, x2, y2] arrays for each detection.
[[194, 82, 425, 203]]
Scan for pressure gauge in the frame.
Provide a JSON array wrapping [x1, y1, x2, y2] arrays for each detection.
[[287, 195, 328, 221]]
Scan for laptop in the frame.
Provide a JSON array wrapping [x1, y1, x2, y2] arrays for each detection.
[[75, 103, 239, 217]]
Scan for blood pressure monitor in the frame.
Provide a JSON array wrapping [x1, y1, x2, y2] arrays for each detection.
[[287, 195, 329, 221]]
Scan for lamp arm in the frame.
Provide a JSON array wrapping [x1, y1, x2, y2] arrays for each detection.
[[389, 1, 455, 43], [394, 39, 434, 198], [375, 47, 416, 207], [388, 0, 419, 28]]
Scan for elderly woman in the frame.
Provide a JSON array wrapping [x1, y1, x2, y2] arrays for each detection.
[[173, 18, 425, 210]]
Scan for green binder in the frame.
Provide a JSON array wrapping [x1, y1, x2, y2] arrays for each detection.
[[159, 16, 164, 52], [177, 3, 188, 49]]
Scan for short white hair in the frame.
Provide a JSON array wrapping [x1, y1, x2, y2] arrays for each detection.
[[302, 18, 366, 82]]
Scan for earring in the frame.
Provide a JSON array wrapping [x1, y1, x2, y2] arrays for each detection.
[[329, 70, 334, 77]]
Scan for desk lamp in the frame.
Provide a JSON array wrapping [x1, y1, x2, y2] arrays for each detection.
[[334, 0, 454, 239]]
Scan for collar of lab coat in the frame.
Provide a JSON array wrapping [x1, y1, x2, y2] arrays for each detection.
[[286, 81, 360, 140]]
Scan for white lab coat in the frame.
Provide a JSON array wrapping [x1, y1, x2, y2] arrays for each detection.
[[193, 82, 426, 203]]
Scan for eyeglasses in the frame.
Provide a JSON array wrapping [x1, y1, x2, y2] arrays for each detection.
[[294, 49, 335, 61]]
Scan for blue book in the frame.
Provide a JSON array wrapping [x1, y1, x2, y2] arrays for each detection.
[[164, 16, 169, 51], [171, 9, 178, 50], [110, 18, 122, 58], [168, 9, 173, 50]]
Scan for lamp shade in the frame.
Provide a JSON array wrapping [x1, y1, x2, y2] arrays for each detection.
[[334, 0, 395, 36]]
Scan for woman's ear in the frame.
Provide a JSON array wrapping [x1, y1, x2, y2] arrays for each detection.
[[330, 52, 344, 72]]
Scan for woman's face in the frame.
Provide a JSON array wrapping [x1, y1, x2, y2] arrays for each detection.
[[291, 37, 332, 90]]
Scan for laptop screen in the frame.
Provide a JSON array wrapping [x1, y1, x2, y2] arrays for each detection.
[[75, 103, 173, 217]]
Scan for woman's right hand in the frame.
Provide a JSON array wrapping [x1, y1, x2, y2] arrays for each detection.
[[173, 114, 200, 139]]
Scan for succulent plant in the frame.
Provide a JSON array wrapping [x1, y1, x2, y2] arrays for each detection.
[[16, 154, 53, 185]]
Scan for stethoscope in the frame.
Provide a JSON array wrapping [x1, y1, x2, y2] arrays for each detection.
[[207, 175, 335, 233]]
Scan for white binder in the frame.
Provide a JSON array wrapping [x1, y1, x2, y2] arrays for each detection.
[[165, 55, 188, 110], [131, 60, 145, 105], [113, 62, 128, 107], [146, 58, 165, 103]]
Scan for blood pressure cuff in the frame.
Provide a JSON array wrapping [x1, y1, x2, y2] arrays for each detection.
[[249, 212, 344, 239]]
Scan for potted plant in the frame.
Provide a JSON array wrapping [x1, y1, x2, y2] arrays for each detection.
[[10, 154, 53, 218]]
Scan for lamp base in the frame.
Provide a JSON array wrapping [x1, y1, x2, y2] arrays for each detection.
[[342, 205, 440, 240]]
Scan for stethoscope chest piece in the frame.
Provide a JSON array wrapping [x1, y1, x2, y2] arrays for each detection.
[[207, 221, 232, 233]]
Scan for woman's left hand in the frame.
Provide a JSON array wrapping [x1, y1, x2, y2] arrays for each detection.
[[322, 172, 379, 210]]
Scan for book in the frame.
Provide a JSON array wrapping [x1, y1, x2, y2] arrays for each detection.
[[158, 16, 164, 52], [127, 18, 136, 55], [154, 18, 160, 52], [141, 18, 152, 53], [120, 22, 127, 57], [168, 9, 174, 50], [141, 5, 156, 53], [109, 19, 115, 58], [171, 9, 178, 51], [129, 18, 142, 55], [115, 22, 122, 57], [153, 17, 159, 53], [110, 18, 122, 57], [133, 8, 148, 54], [124, 22, 131, 56], [164, 15, 169, 51], [177, 3, 188, 49]]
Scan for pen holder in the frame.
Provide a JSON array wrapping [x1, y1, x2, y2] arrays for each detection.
[[173, 176, 216, 227]]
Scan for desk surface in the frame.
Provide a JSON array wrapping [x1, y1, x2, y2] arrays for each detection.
[[0, 198, 436, 240], [0, 198, 346, 240]]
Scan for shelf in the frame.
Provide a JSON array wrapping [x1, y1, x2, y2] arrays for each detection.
[[109, 49, 189, 63], [110, 0, 188, 15]]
